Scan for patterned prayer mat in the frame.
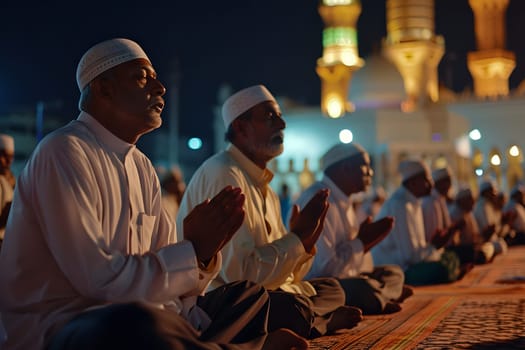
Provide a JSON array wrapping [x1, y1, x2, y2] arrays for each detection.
[[414, 297, 525, 349], [310, 295, 525, 350], [309, 246, 525, 350]]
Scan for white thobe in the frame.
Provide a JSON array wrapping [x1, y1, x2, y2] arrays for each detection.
[[292, 176, 373, 279], [422, 189, 451, 243], [176, 144, 316, 296], [371, 186, 440, 271], [449, 204, 482, 245], [503, 199, 525, 233], [0, 112, 218, 350], [473, 197, 499, 233]]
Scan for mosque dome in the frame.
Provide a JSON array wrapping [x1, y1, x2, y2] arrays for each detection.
[[349, 52, 405, 109]]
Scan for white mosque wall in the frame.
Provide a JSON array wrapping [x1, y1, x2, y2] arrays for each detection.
[[448, 99, 525, 160]]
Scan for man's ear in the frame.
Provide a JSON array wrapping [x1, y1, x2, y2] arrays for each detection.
[[232, 118, 248, 137], [92, 76, 115, 100]]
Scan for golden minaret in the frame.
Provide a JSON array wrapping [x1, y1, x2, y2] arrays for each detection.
[[383, 0, 444, 112], [316, 0, 364, 118], [467, 0, 515, 99]]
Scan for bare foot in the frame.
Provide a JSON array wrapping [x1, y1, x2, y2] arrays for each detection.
[[396, 285, 414, 303], [383, 302, 402, 314], [263, 328, 309, 350], [326, 305, 363, 334]]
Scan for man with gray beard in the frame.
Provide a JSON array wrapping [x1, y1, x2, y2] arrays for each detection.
[[177, 85, 362, 340]]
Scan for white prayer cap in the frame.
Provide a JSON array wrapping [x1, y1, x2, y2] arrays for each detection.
[[321, 142, 367, 170], [221, 85, 277, 128], [398, 159, 430, 182], [0, 134, 14, 152], [456, 187, 473, 200], [76, 38, 150, 91], [432, 167, 452, 182], [510, 184, 525, 196], [479, 179, 497, 193]]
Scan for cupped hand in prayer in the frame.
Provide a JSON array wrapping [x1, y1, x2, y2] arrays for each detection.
[[183, 185, 245, 264], [431, 225, 459, 249], [501, 210, 517, 225], [289, 188, 330, 253], [358, 216, 395, 252]]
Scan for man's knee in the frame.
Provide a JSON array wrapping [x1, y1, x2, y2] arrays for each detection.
[[267, 291, 313, 338], [47, 303, 171, 350], [309, 277, 346, 305]]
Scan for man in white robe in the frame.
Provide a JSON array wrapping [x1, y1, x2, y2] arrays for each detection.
[[422, 167, 455, 243], [0, 39, 306, 350], [371, 160, 460, 285], [449, 188, 495, 264], [293, 143, 413, 314], [502, 185, 525, 245], [473, 180, 511, 255], [177, 85, 362, 339]]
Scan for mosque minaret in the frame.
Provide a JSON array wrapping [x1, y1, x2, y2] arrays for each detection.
[[316, 0, 364, 118], [467, 0, 516, 99], [383, 0, 444, 112]]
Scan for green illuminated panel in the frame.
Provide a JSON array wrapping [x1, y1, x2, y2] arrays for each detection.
[[323, 27, 357, 47]]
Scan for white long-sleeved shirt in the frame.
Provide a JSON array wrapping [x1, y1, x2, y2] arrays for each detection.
[[473, 197, 499, 233], [449, 204, 482, 245], [503, 199, 525, 233], [371, 186, 440, 271], [0, 112, 218, 350], [176, 144, 316, 296], [292, 176, 373, 279], [422, 189, 451, 243]]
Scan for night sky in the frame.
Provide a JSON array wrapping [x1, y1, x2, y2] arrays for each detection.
[[1, 0, 525, 154]]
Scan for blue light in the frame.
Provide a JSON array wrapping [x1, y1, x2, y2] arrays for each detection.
[[187, 137, 202, 150]]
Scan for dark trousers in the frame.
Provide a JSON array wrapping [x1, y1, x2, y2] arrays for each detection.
[[267, 277, 345, 339], [337, 265, 405, 314], [47, 281, 269, 350], [404, 250, 461, 286]]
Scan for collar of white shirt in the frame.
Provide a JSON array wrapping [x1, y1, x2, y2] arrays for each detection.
[[226, 144, 274, 194], [77, 111, 135, 160]]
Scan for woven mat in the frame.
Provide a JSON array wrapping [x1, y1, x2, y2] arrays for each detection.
[[310, 295, 525, 350], [309, 246, 525, 350]]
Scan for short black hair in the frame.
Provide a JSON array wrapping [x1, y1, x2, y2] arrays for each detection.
[[223, 108, 253, 142]]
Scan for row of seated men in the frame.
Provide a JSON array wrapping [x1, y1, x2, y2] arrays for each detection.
[[353, 173, 524, 268], [1, 37, 523, 349]]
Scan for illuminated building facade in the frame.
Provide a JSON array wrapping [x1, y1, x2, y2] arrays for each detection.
[[213, 0, 524, 199], [467, 0, 516, 98], [316, 0, 364, 118], [383, 0, 444, 112]]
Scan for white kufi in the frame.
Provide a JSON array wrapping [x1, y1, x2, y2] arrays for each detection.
[[432, 167, 452, 182], [321, 142, 366, 170], [221, 85, 276, 128], [76, 38, 150, 91], [510, 184, 525, 196], [398, 159, 430, 182], [456, 187, 473, 200], [479, 179, 497, 194]]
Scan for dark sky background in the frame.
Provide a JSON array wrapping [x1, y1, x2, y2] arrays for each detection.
[[1, 0, 525, 153]]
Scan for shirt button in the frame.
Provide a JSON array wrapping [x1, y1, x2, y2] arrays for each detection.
[[199, 274, 204, 280]]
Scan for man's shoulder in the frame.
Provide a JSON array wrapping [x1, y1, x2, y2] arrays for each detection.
[[194, 151, 242, 177], [381, 189, 406, 209], [33, 121, 91, 156]]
